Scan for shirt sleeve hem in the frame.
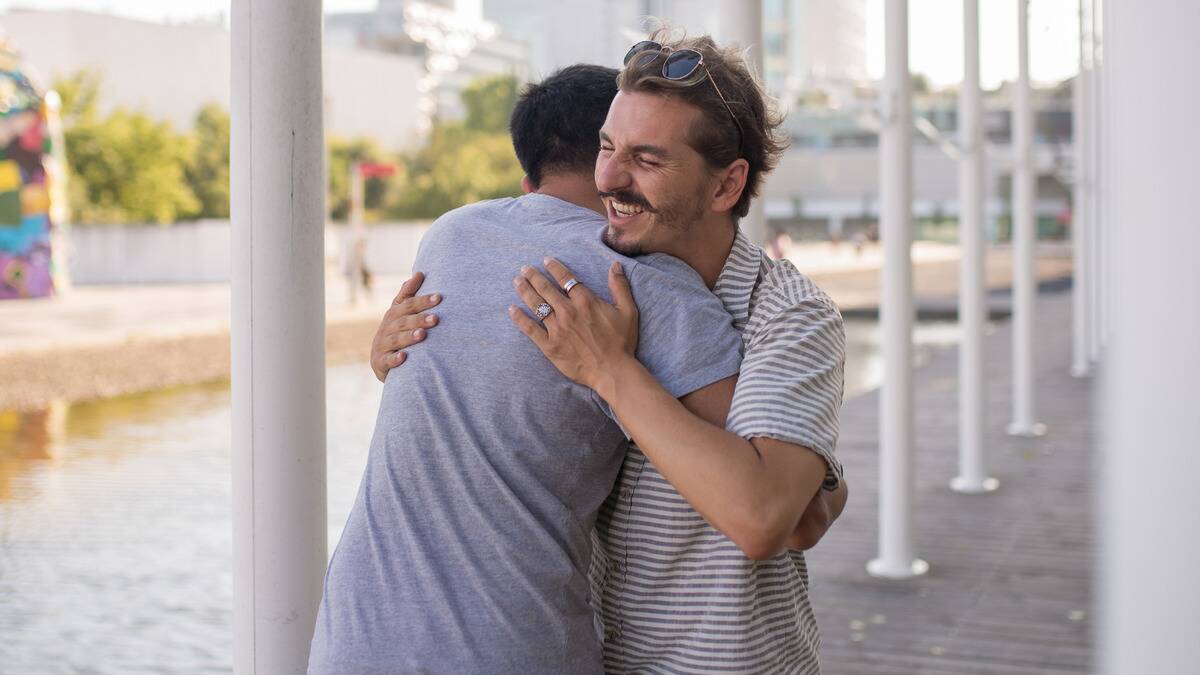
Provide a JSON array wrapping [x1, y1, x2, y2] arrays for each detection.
[[735, 427, 843, 490]]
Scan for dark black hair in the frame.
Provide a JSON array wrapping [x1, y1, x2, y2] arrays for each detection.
[[509, 64, 619, 188]]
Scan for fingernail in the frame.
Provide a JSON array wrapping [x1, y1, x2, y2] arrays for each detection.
[[512, 277, 521, 288], [612, 261, 624, 275], [508, 305, 519, 316], [425, 315, 436, 325], [521, 265, 534, 275], [543, 257, 554, 266], [429, 293, 441, 304], [412, 328, 425, 339], [394, 351, 406, 363]]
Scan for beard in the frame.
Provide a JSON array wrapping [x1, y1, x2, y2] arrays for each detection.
[[599, 184, 708, 257]]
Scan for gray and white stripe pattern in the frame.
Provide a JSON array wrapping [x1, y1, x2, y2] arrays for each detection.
[[590, 229, 845, 674]]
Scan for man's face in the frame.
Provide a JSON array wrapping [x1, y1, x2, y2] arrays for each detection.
[[595, 90, 716, 257]]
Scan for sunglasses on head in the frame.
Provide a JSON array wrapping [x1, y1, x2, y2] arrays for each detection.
[[623, 40, 745, 153]]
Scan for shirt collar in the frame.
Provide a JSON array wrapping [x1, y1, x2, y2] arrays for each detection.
[[713, 228, 765, 331]]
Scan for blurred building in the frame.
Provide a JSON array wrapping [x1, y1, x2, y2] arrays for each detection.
[[326, 0, 531, 133], [0, 9, 425, 149], [764, 0, 868, 100]]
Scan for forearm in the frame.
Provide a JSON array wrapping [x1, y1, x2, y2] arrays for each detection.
[[596, 357, 820, 559]]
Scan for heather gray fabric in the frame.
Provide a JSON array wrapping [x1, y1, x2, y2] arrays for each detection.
[[308, 193, 743, 675]]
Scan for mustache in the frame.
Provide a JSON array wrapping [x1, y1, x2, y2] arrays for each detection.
[[597, 190, 656, 213]]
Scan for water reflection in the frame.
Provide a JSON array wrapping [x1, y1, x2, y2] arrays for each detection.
[[0, 322, 953, 672]]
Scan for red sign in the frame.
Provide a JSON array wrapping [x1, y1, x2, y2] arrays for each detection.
[[358, 162, 397, 178]]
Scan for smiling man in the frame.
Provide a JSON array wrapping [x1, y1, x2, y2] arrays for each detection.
[[309, 65, 744, 674], [374, 33, 848, 673]]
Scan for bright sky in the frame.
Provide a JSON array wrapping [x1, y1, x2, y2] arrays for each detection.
[[0, 0, 1081, 87]]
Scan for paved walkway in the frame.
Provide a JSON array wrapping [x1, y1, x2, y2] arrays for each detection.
[[808, 288, 1093, 674]]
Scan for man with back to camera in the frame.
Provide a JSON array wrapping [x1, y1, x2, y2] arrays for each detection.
[[373, 31, 849, 674], [307, 64, 745, 674]]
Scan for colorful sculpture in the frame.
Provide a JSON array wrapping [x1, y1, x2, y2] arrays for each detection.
[[0, 41, 64, 300]]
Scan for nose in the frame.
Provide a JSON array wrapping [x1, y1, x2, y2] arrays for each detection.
[[595, 151, 630, 195]]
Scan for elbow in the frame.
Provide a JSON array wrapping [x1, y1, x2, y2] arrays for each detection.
[[725, 517, 791, 562]]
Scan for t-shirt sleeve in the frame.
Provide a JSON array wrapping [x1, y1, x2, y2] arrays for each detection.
[[624, 254, 743, 400], [726, 291, 846, 490]]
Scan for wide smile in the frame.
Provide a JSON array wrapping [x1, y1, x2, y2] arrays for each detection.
[[605, 198, 648, 227]]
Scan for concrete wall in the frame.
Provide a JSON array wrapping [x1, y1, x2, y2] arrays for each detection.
[[0, 9, 423, 150], [68, 220, 430, 285]]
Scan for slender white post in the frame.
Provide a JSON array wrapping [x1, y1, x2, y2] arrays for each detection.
[[1101, 1, 1200, 671], [1070, 0, 1091, 378], [1097, 0, 1112, 351], [1007, 0, 1045, 437], [717, 0, 768, 247], [231, 1, 328, 672], [951, 0, 997, 494], [349, 162, 366, 306], [1088, 0, 1103, 362], [867, 0, 927, 580]]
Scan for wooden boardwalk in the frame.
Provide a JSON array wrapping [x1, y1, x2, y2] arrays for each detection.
[[808, 288, 1094, 675]]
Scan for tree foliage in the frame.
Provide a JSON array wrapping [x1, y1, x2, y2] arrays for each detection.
[[386, 74, 523, 219], [52, 71, 524, 224], [184, 104, 231, 219]]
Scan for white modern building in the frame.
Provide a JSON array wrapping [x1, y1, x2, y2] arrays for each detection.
[[0, 9, 425, 149]]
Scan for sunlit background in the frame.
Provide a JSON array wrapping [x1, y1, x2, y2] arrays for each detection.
[[1, 0, 1191, 673]]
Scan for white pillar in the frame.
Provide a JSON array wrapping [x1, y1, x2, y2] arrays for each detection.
[[1097, 0, 1112, 352], [867, 0, 927, 580], [1088, 0, 1104, 362], [717, 0, 768, 247], [349, 162, 366, 306], [1101, 1, 1200, 672], [952, 0, 997, 494], [231, 1, 328, 672], [1007, 0, 1046, 438], [1070, 0, 1091, 378]]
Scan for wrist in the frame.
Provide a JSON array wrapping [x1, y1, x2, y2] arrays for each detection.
[[592, 353, 640, 403]]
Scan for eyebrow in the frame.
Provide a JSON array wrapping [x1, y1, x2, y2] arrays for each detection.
[[599, 131, 672, 159]]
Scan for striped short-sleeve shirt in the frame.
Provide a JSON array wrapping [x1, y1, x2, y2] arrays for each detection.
[[589, 229, 846, 674]]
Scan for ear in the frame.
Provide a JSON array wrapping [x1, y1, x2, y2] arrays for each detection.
[[521, 175, 536, 194], [710, 158, 749, 215]]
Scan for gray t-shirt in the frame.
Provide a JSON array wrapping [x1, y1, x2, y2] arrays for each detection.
[[308, 194, 742, 674]]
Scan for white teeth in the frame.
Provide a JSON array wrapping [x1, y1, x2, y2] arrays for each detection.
[[611, 201, 645, 217]]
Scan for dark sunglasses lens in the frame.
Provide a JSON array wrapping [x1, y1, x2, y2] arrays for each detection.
[[624, 41, 661, 66], [663, 50, 702, 79]]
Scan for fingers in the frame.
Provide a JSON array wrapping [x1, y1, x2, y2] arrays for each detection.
[[508, 304, 550, 350], [607, 261, 636, 314], [383, 312, 439, 351], [513, 274, 552, 319], [392, 271, 426, 305], [389, 290, 441, 320], [518, 265, 570, 315], [544, 257, 595, 303]]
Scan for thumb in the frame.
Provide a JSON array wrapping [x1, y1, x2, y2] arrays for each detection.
[[608, 262, 636, 315]]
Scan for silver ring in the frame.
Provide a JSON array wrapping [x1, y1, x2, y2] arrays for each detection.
[[535, 303, 553, 320], [562, 278, 580, 295]]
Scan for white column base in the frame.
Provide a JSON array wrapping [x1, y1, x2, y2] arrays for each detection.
[[1007, 421, 1048, 437], [1071, 364, 1091, 378], [867, 557, 930, 580], [950, 475, 999, 494]]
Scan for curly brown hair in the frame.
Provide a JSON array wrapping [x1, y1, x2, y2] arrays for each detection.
[[616, 28, 788, 219]]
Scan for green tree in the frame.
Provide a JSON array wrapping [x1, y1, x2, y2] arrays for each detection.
[[184, 103, 231, 219], [67, 110, 199, 224], [387, 74, 524, 219], [461, 74, 520, 133], [327, 136, 397, 221], [55, 71, 199, 224]]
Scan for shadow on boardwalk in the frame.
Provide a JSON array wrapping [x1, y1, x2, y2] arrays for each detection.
[[810, 289, 1093, 675]]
